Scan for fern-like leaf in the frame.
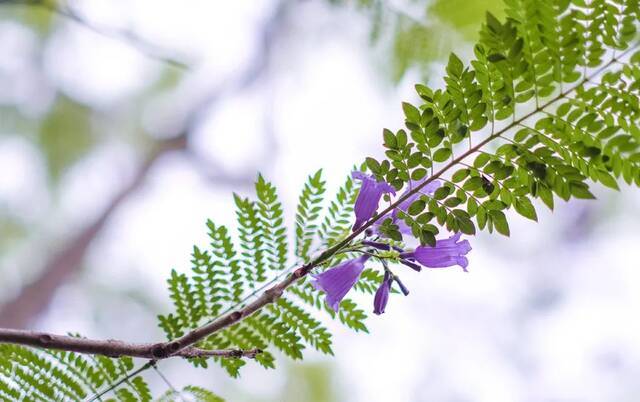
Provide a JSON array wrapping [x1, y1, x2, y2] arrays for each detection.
[[295, 169, 327, 261], [318, 173, 358, 246], [0, 344, 152, 402]]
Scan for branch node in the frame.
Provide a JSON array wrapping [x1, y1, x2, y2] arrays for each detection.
[[265, 287, 283, 302], [151, 344, 168, 359], [38, 334, 53, 344], [229, 311, 242, 322], [247, 348, 263, 359]]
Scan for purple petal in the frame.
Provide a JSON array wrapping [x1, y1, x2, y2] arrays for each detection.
[[395, 218, 414, 235], [351, 171, 369, 181], [373, 272, 392, 315], [352, 172, 395, 231], [457, 256, 469, 272], [412, 233, 472, 271], [312, 256, 368, 311]]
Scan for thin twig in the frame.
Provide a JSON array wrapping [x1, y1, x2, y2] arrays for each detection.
[[86, 362, 153, 402], [150, 362, 186, 402]]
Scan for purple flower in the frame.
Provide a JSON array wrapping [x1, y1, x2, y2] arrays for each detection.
[[372, 178, 441, 236], [402, 233, 472, 272], [311, 255, 369, 312], [373, 271, 392, 315], [352, 172, 395, 232]]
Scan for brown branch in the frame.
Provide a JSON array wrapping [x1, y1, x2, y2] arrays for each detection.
[[146, 52, 630, 359], [0, 328, 261, 360], [0, 80, 559, 356], [177, 347, 262, 359], [0, 51, 628, 360]]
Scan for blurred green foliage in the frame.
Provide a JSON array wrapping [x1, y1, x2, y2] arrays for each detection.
[[391, 20, 436, 82], [331, 0, 506, 81], [428, 0, 505, 39], [281, 363, 338, 402], [0, 213, 26, 254], [37, 96, 95, 182], [0, 0, 56, 35]]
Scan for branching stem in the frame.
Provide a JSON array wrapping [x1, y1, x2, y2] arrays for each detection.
[[0, 45, 635, 365]]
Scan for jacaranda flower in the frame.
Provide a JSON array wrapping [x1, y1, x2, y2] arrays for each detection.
[[401, 233, 472, 272], [373, 271, 392, 315], [352, 172, 395, 232], [311, 255, 369, 311]]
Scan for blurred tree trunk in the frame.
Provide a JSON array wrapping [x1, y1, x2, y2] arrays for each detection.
[[0, 136, 186, 328], [0, 0, 287, 328]]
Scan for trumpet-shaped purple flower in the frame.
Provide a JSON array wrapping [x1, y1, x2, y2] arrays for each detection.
[[311, 255, 369, 312], [352, 172, 395, 232], [373, 271, 392, 315], [401, 233, 472, 271]]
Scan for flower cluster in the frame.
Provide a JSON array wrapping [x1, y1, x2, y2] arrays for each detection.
[[312, 171, 472, 315]]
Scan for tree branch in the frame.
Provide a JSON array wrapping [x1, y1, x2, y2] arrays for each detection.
[[123, 52, 631, 360], [0, 51, 628, 360], [0, 328, 261, 360]]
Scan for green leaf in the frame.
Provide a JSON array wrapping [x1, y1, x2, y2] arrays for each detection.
[[514, 198, 538, 221], [447, 53, 464, 77], [411, 168, 427, 180], [596, 169, 619, 190], [487, 53, 506, 63], [295, 170, 326, 261], [489, 210, 510, 236], [407, 200, 426, 215], [473, 153, 490, 168], [457, 216, 476, 235], [383, 129, 397, 148], [463, 177, 483, 191], [433, 148, 452, 162], [366, 157, 381, 174], [452, 168, 470, 182], [420, 229, 436, 246], [570, 183, 596, 199], [402, 102, 421, 124]]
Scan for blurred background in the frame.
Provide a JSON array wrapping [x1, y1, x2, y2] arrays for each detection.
[[1, 0, 639, 401]]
